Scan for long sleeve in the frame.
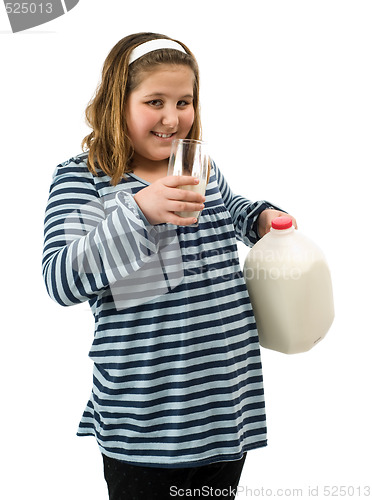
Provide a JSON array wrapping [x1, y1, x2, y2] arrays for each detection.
[[214, 162, 282, 247], [42, 160, 160, 307]]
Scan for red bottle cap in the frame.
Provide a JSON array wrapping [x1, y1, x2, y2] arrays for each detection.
[[271, 216, 293, 230]]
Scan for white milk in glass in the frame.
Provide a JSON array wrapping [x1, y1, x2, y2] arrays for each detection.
[[176, 180, 207, 219], [168, 139, 209, 224]]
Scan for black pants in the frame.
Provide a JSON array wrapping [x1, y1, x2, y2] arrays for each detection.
[[102, 453, 246, 500]]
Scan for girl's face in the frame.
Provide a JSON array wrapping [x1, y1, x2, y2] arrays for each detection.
[[126, 64, 195, 169]]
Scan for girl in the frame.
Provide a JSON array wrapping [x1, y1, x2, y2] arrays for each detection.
[[42, 32, 296, 499]]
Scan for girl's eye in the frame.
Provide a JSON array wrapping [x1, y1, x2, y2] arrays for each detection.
[[177, 100, 192, 107], [147, 100, 163, 107]]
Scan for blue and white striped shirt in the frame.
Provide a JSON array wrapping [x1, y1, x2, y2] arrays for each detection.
[[42, 152, 274, 468]]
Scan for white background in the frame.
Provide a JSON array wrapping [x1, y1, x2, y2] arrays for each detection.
[[1, 1, 371, 498]]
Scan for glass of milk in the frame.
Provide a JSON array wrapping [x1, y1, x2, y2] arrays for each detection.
[[168, 139, 210, 226]]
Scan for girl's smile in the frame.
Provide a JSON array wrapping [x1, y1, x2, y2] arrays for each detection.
[[126, 64, 195, 172], [152, 132, 176, 139]]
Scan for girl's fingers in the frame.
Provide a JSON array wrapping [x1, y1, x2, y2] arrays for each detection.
[[163, 178, 205, 203], [163, 175, 199, 187], [166, 213, 198, 226], [169, 189, 205, 204], [167, 200, 205, 213]]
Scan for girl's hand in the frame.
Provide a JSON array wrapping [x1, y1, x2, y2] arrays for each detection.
[[257, 209, 298, 238], [133, 175, 206, 226]]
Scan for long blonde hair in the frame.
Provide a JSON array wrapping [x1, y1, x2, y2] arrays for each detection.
[[82, 32, 202, 186]]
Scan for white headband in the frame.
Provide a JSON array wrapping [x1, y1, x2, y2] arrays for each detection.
[[129, 39, 187, 65]]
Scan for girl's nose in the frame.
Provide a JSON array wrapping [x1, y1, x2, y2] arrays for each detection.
[[161, 107, 179, 129]]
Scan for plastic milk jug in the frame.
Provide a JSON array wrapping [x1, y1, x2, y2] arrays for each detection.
[[243, 216, 334, 354]]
